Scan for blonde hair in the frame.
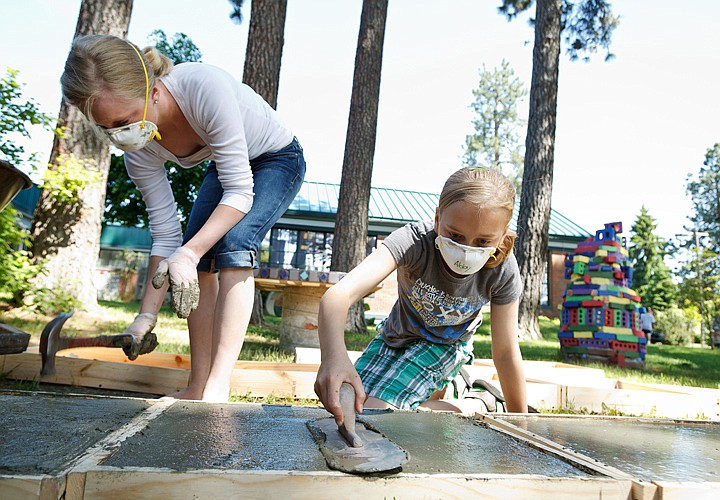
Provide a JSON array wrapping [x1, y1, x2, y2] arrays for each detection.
[[60, 34, 174, 119], [438, 167, 517, 268]]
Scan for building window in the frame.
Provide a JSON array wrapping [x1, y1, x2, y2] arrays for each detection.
[[541, 260, 550, 308], [261, 228, 377, 271]]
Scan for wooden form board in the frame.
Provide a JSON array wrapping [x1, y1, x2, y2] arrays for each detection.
[[0, 351, 319, 399], [2, 348, 718, 419]]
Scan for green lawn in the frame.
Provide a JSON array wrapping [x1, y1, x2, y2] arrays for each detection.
[[2, 301, 718, 389]]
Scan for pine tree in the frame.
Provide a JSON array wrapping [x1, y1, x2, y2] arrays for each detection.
[[629, 207, 676, 311]]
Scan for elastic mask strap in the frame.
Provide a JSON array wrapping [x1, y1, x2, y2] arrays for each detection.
[[127, 42, 150, 130]]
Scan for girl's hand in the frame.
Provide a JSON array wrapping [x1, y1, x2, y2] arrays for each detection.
[[314, 357, 365, 426]]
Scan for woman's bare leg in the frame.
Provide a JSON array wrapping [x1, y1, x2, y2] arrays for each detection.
[[201, 267, 254, 402], [165, 272, 218, 400]]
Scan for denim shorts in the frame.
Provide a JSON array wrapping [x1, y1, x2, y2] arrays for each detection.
[[183, 137, 306, 272]]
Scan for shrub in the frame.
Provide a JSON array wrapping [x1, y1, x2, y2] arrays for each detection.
[[655, 307, 695, 345]]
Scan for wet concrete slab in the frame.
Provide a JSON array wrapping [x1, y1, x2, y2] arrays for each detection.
[[361, 411, 593, 477], [103, 402, 592, 477], [1, 391, 606, 482], [499, 415, 720, 482], [0, 391, 150, 475], [102, 403, 330, 471]]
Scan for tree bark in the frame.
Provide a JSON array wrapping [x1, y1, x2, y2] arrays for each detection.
[[242, 0, 287, 109], [332, 0, 389, 333], [30, 0, 133, 312], [241, 0, 288, 324], [516, 0, 562, 340]]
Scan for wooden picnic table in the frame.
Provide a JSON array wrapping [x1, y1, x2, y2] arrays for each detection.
[[254, 268, 344, 354]]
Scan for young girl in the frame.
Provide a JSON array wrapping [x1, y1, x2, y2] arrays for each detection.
[[314, 167, 527, 423], [61, 35, 305, 402]]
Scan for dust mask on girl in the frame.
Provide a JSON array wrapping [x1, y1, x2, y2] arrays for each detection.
[[435, 235, 496, 275]]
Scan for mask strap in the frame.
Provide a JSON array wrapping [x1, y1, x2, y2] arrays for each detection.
[[126, 42, 162, 141], [126, 42, 150, 129]]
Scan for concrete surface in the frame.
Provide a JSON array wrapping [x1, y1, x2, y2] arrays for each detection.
[[0, 392, 149, 475], [499, 415, 720, 482], [1, 391, 589, 478]]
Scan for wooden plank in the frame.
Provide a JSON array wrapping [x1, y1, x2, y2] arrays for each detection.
[[0, 476, 46, 500], [562, 385, 720, 420], [79, 469, 633, 499], [56, 348, 321, 373], [652, 480, 720, 500], [0, 352, 321, 399], [0, 352, 189, 395]]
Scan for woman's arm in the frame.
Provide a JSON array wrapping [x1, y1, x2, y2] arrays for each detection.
[[489, 300, 528, 413], [315, 244, 398, 424], [182, 204, 246, 258]]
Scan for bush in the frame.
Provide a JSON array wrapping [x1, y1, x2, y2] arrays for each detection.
[[655, 307, 696, 345], [0, 206, 40, 306]]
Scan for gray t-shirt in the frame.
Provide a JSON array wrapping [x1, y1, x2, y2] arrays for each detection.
[[380, 221, 522, 347]]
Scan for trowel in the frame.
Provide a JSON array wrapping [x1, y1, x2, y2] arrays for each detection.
[[307, 383, 409, 474]]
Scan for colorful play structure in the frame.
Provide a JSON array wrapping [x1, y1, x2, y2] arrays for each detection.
[[558, 222, 646, 368]]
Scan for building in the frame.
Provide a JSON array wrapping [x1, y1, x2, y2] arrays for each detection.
[[12, 182, 591, 317]]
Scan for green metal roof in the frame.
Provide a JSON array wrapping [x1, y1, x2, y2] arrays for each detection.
[[100, 224, 152, 251], [286, 181, 592, 240]]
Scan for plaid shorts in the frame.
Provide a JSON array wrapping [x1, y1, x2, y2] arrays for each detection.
[[354, 333, 474, 410]]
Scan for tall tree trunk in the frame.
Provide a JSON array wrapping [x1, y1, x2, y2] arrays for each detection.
[[242, 0, 288, 324], [30, 0, 133, 312], [516, 0, 562, 340], [332, 0, 389, 333], [243, 0, 287, 109]]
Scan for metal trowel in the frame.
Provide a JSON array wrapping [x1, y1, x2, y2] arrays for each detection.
[[307, 383, 409, 474]]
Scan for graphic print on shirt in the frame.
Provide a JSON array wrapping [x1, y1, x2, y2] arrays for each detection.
[[405, 278, 484, 341]]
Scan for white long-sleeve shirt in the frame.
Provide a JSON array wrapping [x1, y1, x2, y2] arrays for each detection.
[[123, 62, 293, 257]]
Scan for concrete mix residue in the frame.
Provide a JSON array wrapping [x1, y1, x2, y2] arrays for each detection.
[[500, 415, 720, 482], [0, 392, 149, 475]]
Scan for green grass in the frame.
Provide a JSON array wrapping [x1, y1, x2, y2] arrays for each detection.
[[2, 301, 718, 389]]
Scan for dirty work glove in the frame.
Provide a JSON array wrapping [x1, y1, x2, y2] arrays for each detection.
[[121, 312, 159, 361], [152, 247, 200, 319]]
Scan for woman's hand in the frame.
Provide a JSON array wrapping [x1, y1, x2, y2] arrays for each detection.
[[152, 246, 200, 318], [314, 356, 365, 426], [121, 312, 159, 360]]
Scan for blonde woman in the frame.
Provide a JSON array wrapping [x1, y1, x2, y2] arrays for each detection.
[[314, 167, 527, 423], [61, 35, 305, 402]]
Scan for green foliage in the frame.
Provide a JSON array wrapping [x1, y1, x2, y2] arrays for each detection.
[[679, 143, 720, 342], [41, 154, 101, 204], [463, 60, 527, 190], [27, 286, 81, 316], [0, 68, 57, 168], [147, 30, 203, 65], [497, 0, 619, 62], [654, 306, 696, 346], [104, 31, 206, 231], [0, 206, 41, 306], [629, 206, 676, 311]]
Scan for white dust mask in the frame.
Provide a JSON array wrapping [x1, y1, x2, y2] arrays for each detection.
[[105, 120, 160, 152], [103, 42, 162, 153], [435, 234, 496, 275]]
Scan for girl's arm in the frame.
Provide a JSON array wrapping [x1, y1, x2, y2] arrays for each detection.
[[489, 300, 528, 413], [315, 244, 398, 424]]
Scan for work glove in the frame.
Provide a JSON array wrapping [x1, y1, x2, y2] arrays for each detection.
[[121, 312, 159, 361], [152, 246, 200, 319]]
